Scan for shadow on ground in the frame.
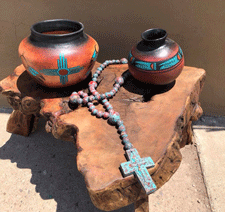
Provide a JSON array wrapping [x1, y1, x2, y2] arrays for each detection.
[[193, 116, 225, 132], [0, 118, 133, 212]]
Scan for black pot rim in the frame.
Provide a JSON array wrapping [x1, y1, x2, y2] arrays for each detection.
[[141, 28, 167, 42], [30, 19, 84, 41]]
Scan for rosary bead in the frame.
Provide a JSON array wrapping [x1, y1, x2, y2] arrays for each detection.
[[69, 94, 79, 102], [108, 111, 120, 125], [92, 78, 97, 82], [97, 67, 102, 71], [120, 131, 126, 136], [69, 98, 78, 104], [104, 101, 110, 106], [105, 92, 111, 98], [100, 94, 106, 99], [103, 62, 108, 66], [100, 64, 105, 69], [115, 77, 124, 85], [118, 124, 126, 133], [124, 143, 133, 150], [120, 58, 128, 64], [89, 81, 97, 87], [83, 92, 88, 98], [121, 133, 128, 138], [93, 73, 98, 78], [106, 105, 113, 110], [78, 90, 84, 96], [116, 59, 120, 63], [83, 97, 89, 104], [95, 70, 101, 75], [112, 88, 118, 93], [92, 91, 99, 96], [103, 112, 110, 119], [108, 109, 114, 113], [71, 91, 78, 95], [87, 102, 93, 107], [109, 91, 114, 96], [102, 99, 107, 104], [89, 88, 95, 94], [89, 105, 95, 111], [77, 98, 83, 104], [117, 120, 123, 126], [122, 137, 130, 144], [91, 109, 98, 115], [89, 95, 95, 101], [112, 59, 116, 63], [96, 111, 103, 118], [95, 94, 101, 101], [114, 84, 120, 89]]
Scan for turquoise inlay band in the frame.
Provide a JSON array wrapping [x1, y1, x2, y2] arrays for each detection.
[[128, 47, 183, 71], [85, 69, 91, 76], [92, 48, 98, 62], [28, 67, 39, 76], [159, 55, 180, 70], [134, 60, 154, 70], [28, 54, 84, 85]]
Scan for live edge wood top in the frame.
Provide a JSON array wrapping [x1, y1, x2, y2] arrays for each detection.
[[0, 63, 206, 211]]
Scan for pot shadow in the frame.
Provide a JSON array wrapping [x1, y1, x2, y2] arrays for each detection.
[[17, 70, 92, 99], [122, 70, 175, 102], [0, 118, 134, 212]]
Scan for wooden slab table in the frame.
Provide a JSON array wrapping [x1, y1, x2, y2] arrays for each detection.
[[0, 63, 206, 211]]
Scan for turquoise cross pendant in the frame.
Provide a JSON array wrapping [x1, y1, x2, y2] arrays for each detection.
[[120, 148, 157, 195]]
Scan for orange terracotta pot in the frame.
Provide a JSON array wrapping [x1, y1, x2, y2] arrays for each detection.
[[19, 19, 99, 88]]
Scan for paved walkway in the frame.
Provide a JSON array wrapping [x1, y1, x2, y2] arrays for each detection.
[[193, 116, 225, 212], [0, 109, 224, 211]]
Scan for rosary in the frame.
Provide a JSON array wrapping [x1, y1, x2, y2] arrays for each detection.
[[69, 58, 157, 195]]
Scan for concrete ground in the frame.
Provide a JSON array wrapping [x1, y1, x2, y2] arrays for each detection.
[[0, 109, 224, 212]]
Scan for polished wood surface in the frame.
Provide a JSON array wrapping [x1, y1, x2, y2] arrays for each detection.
[[0, 63, 205, 211]]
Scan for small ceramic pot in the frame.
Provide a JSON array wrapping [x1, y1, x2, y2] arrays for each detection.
[[19, 19, 99, 87], [128, 28, 184, 85]]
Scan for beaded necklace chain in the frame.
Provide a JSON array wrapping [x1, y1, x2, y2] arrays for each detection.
[[69, 58, 157, 195]]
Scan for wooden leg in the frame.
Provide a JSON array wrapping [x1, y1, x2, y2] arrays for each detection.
[[134, 195, 149, 212], [31, 115, 39, 133], [191, 103, 203, 122], [6, 110, 38, 136], [180, 121, 193, 148]]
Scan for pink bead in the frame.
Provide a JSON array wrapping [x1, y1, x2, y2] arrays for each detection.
[[115, 77, 124, 85], [83, 92, 88, 97], [89, 81, 97, 88], [108, 109, 114, 113], [89, 95, 94, 101], [93, 91, 98, 96], [83, 97, 89, 104], [95, 94, 101, 100], [114, 84, 120, 89], [96, 111, 103, 118], [78, 90, 84, 96], [103, 112, 109, 119]]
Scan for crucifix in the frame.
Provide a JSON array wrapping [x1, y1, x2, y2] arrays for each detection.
[[120, 148, 157, 195]]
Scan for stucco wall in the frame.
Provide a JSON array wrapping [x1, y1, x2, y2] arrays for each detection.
[[0, 0, 224, 115]]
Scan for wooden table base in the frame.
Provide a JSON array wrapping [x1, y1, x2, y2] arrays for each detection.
[[0, 63, 205, 211]]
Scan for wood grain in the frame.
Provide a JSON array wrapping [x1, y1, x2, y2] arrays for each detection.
[[0, 63, 206, 211]]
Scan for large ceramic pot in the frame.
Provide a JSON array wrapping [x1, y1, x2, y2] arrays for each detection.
[[128, 28, 184, 85], [19, 19, 99, 87]]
